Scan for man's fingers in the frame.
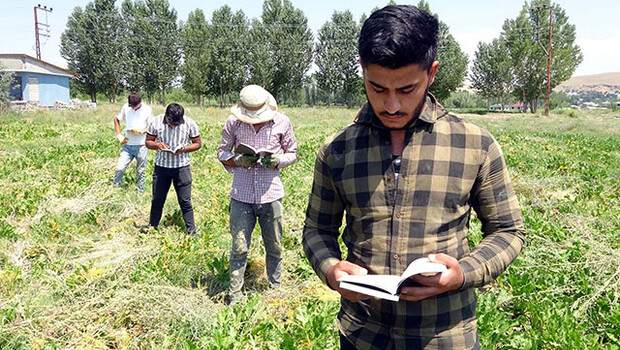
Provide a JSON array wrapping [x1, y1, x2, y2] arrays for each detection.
[[338, 261, 368, 275], [429, 253, 458, 269], [340, 289, 371, 302], [409, 274, 441, 287]]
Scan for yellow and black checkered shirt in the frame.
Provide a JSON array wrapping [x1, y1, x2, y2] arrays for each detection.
[[302, 95, 525, 349]]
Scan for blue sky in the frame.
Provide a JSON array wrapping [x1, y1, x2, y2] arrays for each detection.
[[0, 0, 618, 77]]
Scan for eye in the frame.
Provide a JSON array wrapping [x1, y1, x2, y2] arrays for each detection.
[[372, 86, 386, 93], [399, 86, 416, 94]]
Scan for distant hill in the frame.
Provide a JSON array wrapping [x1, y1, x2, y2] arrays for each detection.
[[556, 72, 620, 94]]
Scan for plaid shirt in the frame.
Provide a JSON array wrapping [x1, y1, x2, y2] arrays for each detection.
[[217, 113, 297, 204], [302, 95, 525, 349]]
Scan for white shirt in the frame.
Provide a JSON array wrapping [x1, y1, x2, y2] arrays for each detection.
[[116, 103, 153, 145]]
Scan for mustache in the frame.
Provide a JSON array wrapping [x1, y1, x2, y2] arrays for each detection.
[[379, 111, 406, 117]]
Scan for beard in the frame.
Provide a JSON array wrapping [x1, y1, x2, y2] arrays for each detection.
[[366, 84, 430, 131]]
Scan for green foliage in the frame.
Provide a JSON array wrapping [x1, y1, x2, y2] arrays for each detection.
[[1, 92, 619, 348], [470, 38, 513, 102], [121, 0, 181, 103], [247, 19, 275, 90], [417, 1, 469, 102], [444, 91, 487, 109], [556, 107, 579, 118], [60, 0, 126, 102], [315, 10, 361, 107], [550, 91, 571, 109], [259, 0, 314, 105], [206, 6, 250, 107], [499, 0, 582, 112], [432, 22, 469, 101], [181, 9, 210, 105], [0, 65, 12, 112]]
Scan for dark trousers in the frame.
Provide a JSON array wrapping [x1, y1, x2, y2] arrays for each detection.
[[149, 165, 196, 233], [340, 333, 356, 350], [339, 332, 481, 349]]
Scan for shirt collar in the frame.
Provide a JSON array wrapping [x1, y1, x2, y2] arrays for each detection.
[[354, 93, 447, 130]]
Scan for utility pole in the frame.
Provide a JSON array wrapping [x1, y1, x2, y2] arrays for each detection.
[[34, 4, 53, 60], [543, 5, 554, 116]]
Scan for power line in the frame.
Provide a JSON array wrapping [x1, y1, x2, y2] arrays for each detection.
[[34, 4, 53, 60]]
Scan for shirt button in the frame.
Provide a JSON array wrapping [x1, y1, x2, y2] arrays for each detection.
[[395, 212, 401, 219], [393, 254, 400, 261]]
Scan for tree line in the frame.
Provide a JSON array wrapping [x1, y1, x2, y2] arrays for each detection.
[[60, 0, 468, 106], [470, 0, 582, 113], [60, 0, 579, 110]]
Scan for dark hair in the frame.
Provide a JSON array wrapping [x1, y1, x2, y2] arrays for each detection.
[[128, 92, 141, 107], [358, 5, 439, 69], [164, 103, 185, 125]]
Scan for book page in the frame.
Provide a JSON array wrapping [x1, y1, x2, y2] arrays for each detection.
[[338, 274, 403, 295], [400, 258, 447, 282], [235, 143, 257, 156], [161, 145, 183, 153], [339, 281, 400, 301]]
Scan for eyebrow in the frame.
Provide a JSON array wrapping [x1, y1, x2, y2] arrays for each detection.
[[368, 80, 416, 91]]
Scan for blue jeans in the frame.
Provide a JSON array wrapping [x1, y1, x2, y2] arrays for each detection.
[[113, 144, 147, 192], [229, 198, 283, 297]]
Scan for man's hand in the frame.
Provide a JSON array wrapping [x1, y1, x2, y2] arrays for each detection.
[[326, 261, 371, 302], [116, 133, 128, 144], [174, 146, 185, 155], [260, 155, 279, 169], [157, 142, 170, 151], [234, 154, 259, 168], [399, 253, 464, 302]]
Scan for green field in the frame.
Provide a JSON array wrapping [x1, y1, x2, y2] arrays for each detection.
[[0, 105, 618, 349]]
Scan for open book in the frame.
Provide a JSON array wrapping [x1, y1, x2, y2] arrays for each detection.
[[234, 142, 273, 158], [338, 257, 447, 301], [161, 144, 185, 153]]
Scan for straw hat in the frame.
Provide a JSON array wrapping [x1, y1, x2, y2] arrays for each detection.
[[230, 85, 278, 124]]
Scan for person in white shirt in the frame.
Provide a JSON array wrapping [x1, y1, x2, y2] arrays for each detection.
[[113, 92, 153, 192]]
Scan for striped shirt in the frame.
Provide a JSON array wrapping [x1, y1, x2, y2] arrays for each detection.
[[302, 95, 525, 349], [217, 113, 297, 204], [147, 114, 200, 168]]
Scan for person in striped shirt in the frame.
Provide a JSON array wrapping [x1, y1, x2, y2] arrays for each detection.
[[145, 103, 201, 235], [218, 85, 298, 304], [303, 5, 525, 349]]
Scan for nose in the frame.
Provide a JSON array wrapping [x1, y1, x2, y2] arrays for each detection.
[[384, 92, 401, 114]]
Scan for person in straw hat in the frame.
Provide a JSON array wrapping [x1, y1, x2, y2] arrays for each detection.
[[218, 85, 298, 304]]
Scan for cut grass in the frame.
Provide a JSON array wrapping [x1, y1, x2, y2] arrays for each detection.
[[0, 105, 618, 349]]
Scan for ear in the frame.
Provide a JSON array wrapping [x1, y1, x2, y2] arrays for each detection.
[[428, 61, 440, 85]]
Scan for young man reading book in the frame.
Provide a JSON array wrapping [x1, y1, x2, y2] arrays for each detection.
[[217, 85, 298, 304], [145, 103, 201, 235], [302, 5, 525, 349]]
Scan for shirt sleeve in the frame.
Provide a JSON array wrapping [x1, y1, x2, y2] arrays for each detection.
[[189, 119, 200, 138], [276, 117, 298, 169], [147, 116, 158, 136], [116, 105, 126, 122], [302, 144, 344, 286], [458, 135, 525, 290], [217, 116, 237, 170]]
